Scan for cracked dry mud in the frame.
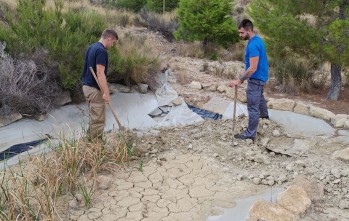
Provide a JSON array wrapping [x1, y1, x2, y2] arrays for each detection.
[[58, 117, 349, 221]]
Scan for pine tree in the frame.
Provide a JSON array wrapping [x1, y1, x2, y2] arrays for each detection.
[[249, 0, 349, 100], [174, 0, 239, 51]]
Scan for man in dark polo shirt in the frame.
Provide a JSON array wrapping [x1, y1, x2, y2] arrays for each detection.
[[230, 19, 269, 142], [82, 28, 118, 140]]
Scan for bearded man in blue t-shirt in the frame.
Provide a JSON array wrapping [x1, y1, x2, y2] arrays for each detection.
[[230, 19, 269, 142]]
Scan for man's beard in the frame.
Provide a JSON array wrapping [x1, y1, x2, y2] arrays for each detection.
[[242, 33, 250, 41]]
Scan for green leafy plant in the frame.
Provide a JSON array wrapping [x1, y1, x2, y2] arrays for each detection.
[[248, 0, 349, 100], [146, 0, 179, 13], [175, 0, 239, 54]]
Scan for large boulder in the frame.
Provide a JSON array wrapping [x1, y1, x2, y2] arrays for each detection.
[[331, 114, 349, 128], [309, 106, 335, 121], [294, 101, 310, 116], [292, 175, 324, 202], [248, 200, 297, 221], [267, 98, 295, 112], [277, 185, 311, 215]]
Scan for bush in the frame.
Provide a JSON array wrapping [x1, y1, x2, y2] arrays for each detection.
[[138, 9, 178, 41], [105, 0, 146, 12], [108, 33, 160, 86], [175, 0, 239, 52], [0, 42, 61, 116], [146, 0, 179, 13], [0, 0, 106, 98], [272, 57, 314, 95]]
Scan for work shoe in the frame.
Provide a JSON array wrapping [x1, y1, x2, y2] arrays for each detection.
[[234, 133, 255, 142], [260, 115, 269, 119]]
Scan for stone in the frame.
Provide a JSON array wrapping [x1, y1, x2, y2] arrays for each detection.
[[294, 102, 310, 115], [137, 83, 148, 94], [97, 175, 112, 190], [171, 97, 182, 106], [202, 83, 217, 92], [345, 120, 349, 129], [331, 114, 349, 128], [0, 112, 22, 127], [54, 91, 71, 106], [309, 106, 335, 121], [115, 84, 131, 93], [272, 130, 281, 137], [339, 199, 349, 209], [189, 81, 202, 89], [292, 175, 324, 201], [277, 185, 311, 215], [332, 148, 349, 162], [267, 98, 295, 112], [261, 137, 270, 147], [217, 85, 229, 93], [248, 200, 298, 221]]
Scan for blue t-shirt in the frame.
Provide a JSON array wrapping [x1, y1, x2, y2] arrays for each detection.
[[245, 35, 268, 82], [82, 42, 108, 89]]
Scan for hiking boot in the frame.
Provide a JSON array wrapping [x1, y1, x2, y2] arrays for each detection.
[[234, 133, 255, 142], [260, 115, 269, 119]]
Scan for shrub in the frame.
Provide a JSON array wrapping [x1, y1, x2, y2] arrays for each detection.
[[272, 57, 314, 95], [108, 32, 160, 86], [175, 0, 239, 52], [105, 0, 146, 12], [146, 0, 179, 13], [138, 9, 178, 42], [0, 42, 61, 116], [0, 0, 106, 98]]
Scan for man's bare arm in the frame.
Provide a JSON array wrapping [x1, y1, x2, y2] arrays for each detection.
[[96, 64, 110, 103]]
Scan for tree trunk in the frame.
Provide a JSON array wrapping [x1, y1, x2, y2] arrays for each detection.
[[327, 63, 342, 100], [326, 1, 347, 100]]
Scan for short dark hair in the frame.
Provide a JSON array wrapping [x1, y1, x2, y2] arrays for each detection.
[[238, 19, 253, 31], [101, 28, 118, 40]]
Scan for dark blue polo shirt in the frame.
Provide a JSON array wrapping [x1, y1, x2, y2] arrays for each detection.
[[82, 42, 108, 89]]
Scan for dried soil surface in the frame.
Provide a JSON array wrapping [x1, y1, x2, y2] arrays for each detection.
[[53, 28, 349, 221]]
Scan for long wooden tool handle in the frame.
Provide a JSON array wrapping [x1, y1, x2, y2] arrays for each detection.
[[232, 86, 238, 141], [88, 67, 123, 130]]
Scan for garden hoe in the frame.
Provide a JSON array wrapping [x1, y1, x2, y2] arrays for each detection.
[[89, 67, 124, 130]]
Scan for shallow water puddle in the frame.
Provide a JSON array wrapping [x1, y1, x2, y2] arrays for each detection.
[[207, 187, 284, 221]]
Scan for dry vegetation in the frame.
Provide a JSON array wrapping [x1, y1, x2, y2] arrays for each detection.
[[0, 130, 136, 220]]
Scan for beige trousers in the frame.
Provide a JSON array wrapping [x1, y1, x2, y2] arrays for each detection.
[[83, 85, 105, 139]]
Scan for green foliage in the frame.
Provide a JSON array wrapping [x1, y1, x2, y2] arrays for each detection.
[[174, 0, 239, 50], [248, 0, 349, 66], [106, 0, 146, 12], [146, 0, 179, 13], [108, 33, 159, 86], [273, 56, 314, 94], [0, 0, 106, 93]]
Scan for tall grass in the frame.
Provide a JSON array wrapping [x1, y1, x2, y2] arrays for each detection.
[[0, 129, 135, 219]]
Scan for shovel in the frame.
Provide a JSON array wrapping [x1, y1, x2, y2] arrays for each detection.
[[89, 67, 123, 130]]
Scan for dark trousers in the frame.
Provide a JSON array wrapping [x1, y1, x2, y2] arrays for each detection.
[[244, 79, 268, 138]]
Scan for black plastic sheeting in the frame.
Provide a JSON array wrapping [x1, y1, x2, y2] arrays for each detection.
[[187, 104, 222, 120], [0, 138, 47, 161]]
